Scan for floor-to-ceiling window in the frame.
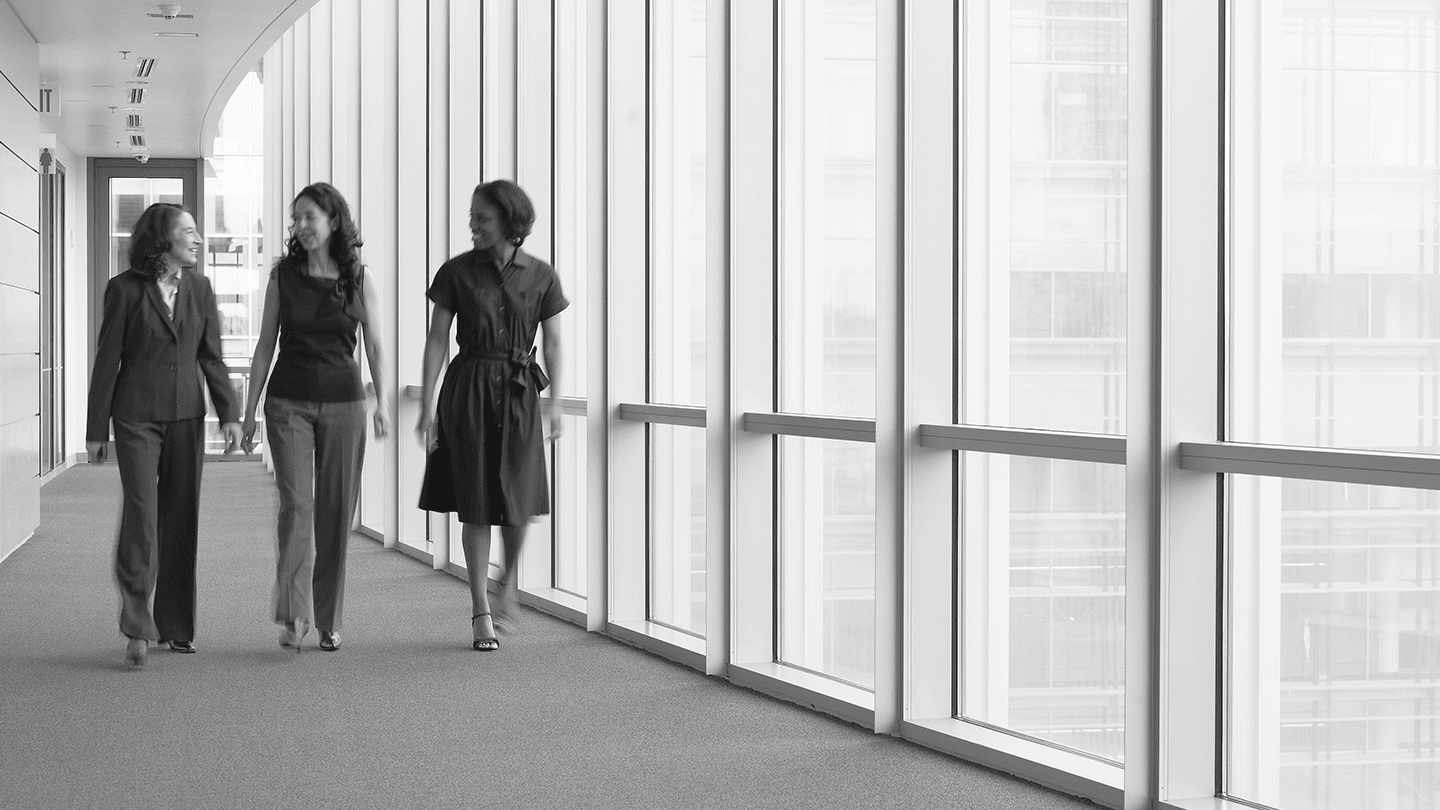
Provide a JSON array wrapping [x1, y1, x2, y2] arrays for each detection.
[[1227, 2, 1440, 807], [205, 72, 267, 453], [951, 0, 1128, 765], [646, 0, 708, 639], [775, 0, 878, 690]]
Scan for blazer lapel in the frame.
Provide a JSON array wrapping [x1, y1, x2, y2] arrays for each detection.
[[144, 277, 180, 339]]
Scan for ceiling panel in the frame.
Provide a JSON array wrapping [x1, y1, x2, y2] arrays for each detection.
[[9, 0, 319, 159]]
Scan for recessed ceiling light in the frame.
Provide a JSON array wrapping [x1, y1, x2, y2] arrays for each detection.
[[154, 32, 199, 37], [92, 84, 116, 89]]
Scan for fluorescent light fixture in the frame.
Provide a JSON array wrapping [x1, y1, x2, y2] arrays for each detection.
[[154, 32, 199, 37], [134, 58, 156, 77]]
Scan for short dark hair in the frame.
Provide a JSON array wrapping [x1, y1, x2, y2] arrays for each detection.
[[474, 179, 535, 246], [128, 202, 188, 281], [278, 182, 365, 292]]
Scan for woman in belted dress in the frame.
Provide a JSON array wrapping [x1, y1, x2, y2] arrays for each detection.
[[416, 180, 567, 651]]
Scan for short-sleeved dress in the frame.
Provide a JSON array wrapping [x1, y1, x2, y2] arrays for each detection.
[[418, 247, 569, 526]]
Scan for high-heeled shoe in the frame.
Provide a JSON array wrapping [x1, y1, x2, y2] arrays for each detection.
[[279, 619, 309, 653], [471, 613, 499, 651], [124, 637, 147, 668], [318, 631, 341, 652]]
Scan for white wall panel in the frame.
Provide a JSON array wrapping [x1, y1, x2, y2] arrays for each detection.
[[0, 215, 38, 291], [0, 285, 38, 355], [0, 0, 38, 112], [0, 76, 38, 174], [0, 417, 37, 495], [0, 147, 39, 233], [0, 477, 39, 563], [0, 0, 43, 568], [0, 353, 38, 426]]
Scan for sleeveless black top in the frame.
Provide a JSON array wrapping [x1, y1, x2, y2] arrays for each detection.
[[265, 263, 367, 402]]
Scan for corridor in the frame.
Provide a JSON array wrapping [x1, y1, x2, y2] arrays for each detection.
[[0, 463, 1090, 810]]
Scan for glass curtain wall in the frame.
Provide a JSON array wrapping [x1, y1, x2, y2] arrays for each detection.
[[551, 0, 591, 598], [1228, 2, 1440, 808], [647, 0, 708, 637], [776, 0, 878, 689], [205, 72, 268, 453], [956, 0, 1129, 764]]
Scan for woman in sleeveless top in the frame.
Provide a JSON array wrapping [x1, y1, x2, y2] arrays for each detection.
[[416, 180, 567, 651], [241, 182, 391, 652]]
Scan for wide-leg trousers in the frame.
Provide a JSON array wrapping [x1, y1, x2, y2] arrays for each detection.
[[112, 417, 205, 642], [264, 396, 366, 633]]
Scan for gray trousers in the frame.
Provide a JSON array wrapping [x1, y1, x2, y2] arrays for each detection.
[[113, 417, 205, 641], [264, 396, 367, 633]]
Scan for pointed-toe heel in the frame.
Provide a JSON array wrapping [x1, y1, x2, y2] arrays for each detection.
[[124, 637, 148, 668], [279, 620, 309, 653]]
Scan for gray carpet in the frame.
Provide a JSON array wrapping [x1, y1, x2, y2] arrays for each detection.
[[0, 463, 1098, 810]]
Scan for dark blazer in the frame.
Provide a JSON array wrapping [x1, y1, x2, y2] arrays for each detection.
[[86, 268, 242, 442]]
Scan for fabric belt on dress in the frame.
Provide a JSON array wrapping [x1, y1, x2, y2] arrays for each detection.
[[467, 347, 551, 395]]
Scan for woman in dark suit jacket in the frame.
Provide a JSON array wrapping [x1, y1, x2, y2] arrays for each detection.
[[85, 202, 242, 668]]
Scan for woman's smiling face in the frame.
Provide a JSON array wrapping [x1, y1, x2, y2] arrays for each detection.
[[469, 196, 504, 251], [165, 212, 200, 269], [291, 195, 333, 253]]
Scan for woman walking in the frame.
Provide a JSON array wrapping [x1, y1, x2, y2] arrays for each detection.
[[241, 182, 390, 653], [86, 202, 243, 668], [416, 180, 567, 651]]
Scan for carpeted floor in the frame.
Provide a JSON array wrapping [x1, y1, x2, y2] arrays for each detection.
[[0, 463, 1100, 810]]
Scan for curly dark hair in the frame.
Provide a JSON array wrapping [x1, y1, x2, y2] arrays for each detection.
[[277, 182, 364, 292], [474, 179, 535, 247], [128, 202, 190, 281]]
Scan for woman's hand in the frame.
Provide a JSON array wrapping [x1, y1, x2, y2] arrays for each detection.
[[240, 415, 259, 454], [86, 441, 107, 464], [221, 422, 243, 454], [545, 399, 563, 442], [373, 405, 392, 439], [415, 410, 433, 448]]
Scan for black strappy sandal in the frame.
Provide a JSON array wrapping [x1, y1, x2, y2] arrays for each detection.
[[471, 613, 499, 651]]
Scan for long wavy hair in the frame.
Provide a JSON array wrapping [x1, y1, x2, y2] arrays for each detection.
[[474, 180, 534, 247], [277, 182, 364, 293], [128, 202, 189, 282]]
